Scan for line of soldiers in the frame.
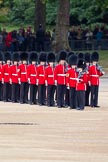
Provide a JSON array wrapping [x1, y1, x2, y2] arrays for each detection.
[[0, 50, 105, 110]]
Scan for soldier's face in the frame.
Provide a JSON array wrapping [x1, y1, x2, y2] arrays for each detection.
[[19, 61, 22, 65], [78, 68, 82, 72], [49, 62, 53, 66], [40, 61, 45, 65], [7, 60, 10, 65], [14, 61, 17, 65], [32, 61, 36, 65], [23, 60, 27, 64], [0, 61, 2, 64], [72, 65, 76, 69], [60, 60, 65, 65], [93, 61, 97, 65], [86, 62, 89, 66]]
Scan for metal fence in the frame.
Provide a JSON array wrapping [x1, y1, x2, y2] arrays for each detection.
[[68, 39, 108, 51], [1, 39, 108, 52], [45, 39, 108, 52], [69, 39, 108, 50]]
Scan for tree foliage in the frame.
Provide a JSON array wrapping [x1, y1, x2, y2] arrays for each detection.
[[0, 0, 108, 25]]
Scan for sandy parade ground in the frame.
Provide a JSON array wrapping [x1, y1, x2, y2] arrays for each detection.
[[0, 77, 108, 162]]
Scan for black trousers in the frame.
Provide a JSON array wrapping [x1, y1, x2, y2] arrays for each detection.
[[65, 89, 70, 106], [30, 84, 38, 104], [38, 84, 46, 105], [3, 82, 11, 101], [0, 81, 3, 100], [47, 85, 56, 106], [77, 90, 85, 109], [17, 84, 20, 101], [20, 82, 29, 103], [12, 83, 19, 102], [57, 84, 66, 107], [70, 87, 77, 109], [85, 85, 91, 106], [90, 85, 99, 107]]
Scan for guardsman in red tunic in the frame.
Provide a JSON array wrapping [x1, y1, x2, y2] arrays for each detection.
[[89, 52, 105, 108], [10, 52, 19, 103], [65, 52, 75, 107], [0, 53, 3, 101], [27, 52, 38, 105], [37, 52, 46, 106], [84, 53, 91, 106], [66, 54, 78, 109], [2, 52, 11, 102], [76, 60, 87, 110], [54, 50, 67, 108], [18, 52, 28, 104], [15, 58, 22, 102], [45, 52, 56, 107]]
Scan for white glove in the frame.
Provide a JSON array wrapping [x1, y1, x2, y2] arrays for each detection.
[[10, 79, 12, 84], [88, 81, 91, 86], [28, 78, 30, 84], [45, 80, 48, 86], [102, 71, 105, 75], [55, 80, 57, 86], [18, 78, 21, 85]]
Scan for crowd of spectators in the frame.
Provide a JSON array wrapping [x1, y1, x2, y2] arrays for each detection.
[[0, 25, 53, 52], [0, 24, 108, 52], [68, 25, 108, 41], [68, 25, 108, 50]]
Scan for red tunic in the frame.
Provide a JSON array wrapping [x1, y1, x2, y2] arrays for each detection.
[[27, 64, 38, 85], [89, 65, 103, 86], [76, 73, 87, 91], [18, 64, 28, 83], [2, 64, 11, 83], [37, 65, 45, 85], [0, 64, 3, 81], [10, 65, 19, 83], [66, 68, 78, 88], [45, 65, 55, 85], [54, 64, 66, 85]]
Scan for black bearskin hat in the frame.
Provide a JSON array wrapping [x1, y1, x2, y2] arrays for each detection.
[[67, 51, 74, 63], [4, 52, 11, 61], [78, 52, 84, 60], [30, 52, 38, 62], [77, 59, 86, 69], [39, 52, 46, 62], [12, 52, 19, 62], [47, 52, 55, 63], [69, 54, 78, 66], [67, 51, 74, 58], [91, 52, 99, 62], [20, 52, 28, 61], [85, 53, 91, 63], [58, 50, 67, 62]]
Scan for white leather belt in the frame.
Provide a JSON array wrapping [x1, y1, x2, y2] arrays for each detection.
[[31, 74, 36, 77], [12, 74, 18, 76], [39, 74, 44, 76], [21, 72, 26, 74], [70, 78, 77, 80], [57, 74, 66, 76], [91, 75, 99, 77], [48, 75, 54, 77], [4, 73, 9, 75]]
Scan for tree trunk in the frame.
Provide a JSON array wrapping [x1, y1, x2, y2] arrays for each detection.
[[34, 0, 46, 32], [54, 0, 70, 52]]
